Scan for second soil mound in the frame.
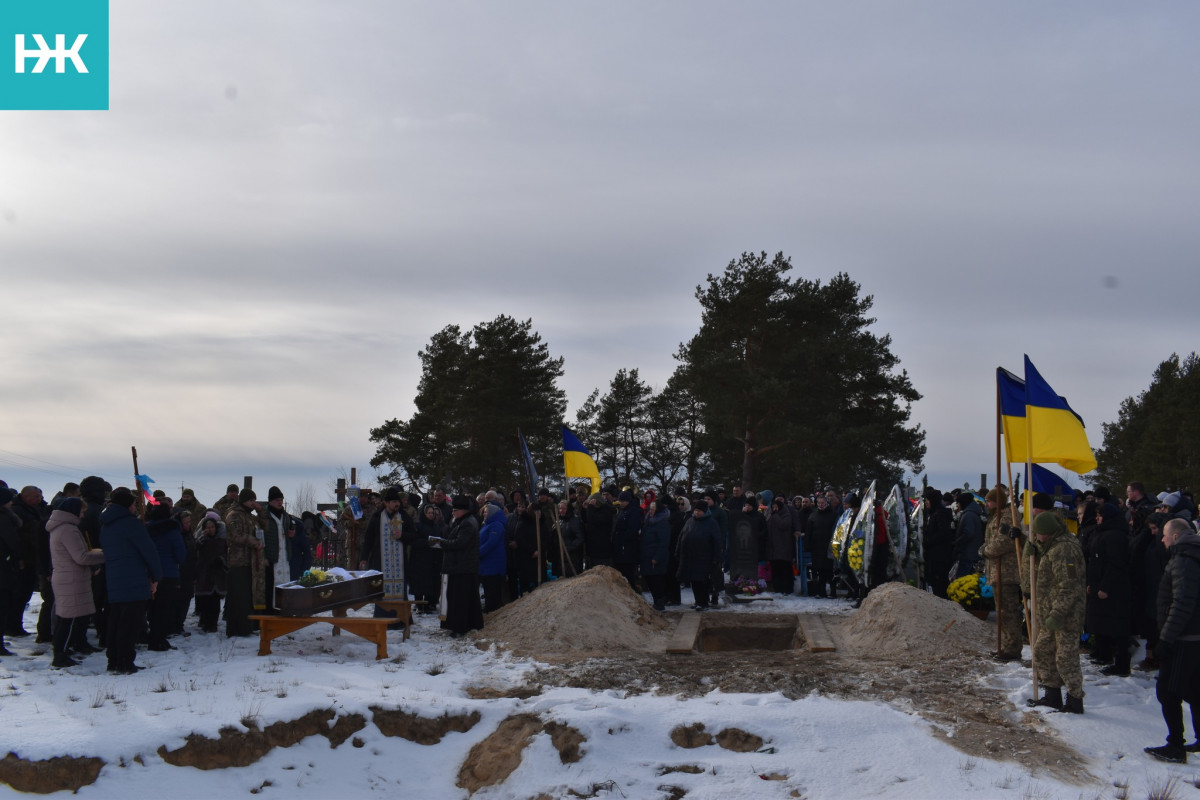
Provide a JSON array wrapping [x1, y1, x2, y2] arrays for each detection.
[[843, 582, 992, 658]]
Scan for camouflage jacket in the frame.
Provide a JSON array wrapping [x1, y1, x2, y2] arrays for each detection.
[[224, 504, 263, 569], [1021, 527, 1085, 630], [983, 506, 1023, 585]]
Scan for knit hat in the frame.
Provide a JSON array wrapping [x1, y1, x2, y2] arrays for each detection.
[[1031, 492, 1054, 511], [1159, 492, 1181, 510], [146, 503, 171, 521], [268, 486, 284, 501], [227, 484, 239, 494], [985, 487, 1009, 505], [693, 499, 708, 512], [110, 487, 136, 508], [1032, 512, 1064, 538], [619, 490, 635, 503], [843, 492, 861, 509], [238, 488, 257, 504], [59, 497, 83, 517], [451, 495, 471, 511], [181, 488, 195, 498]]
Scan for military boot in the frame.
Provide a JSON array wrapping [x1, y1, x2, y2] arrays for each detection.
[[1026, 686, 1063, 710], [1062, 694, 1084, 714]]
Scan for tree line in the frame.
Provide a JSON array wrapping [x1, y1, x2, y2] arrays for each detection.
[[369, 252, 928, 497], [1094, 351, 1200, 492]]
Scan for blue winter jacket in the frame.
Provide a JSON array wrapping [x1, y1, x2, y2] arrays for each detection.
[[640, 507, 671, 577], [147, 518, 187, 580], [100, 504, 163, 603], [479, 503, 507, 578]]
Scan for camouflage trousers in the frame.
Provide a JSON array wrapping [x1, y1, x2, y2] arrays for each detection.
[[995, 583, 1025, 658], [1032, 625, 1084, 698]]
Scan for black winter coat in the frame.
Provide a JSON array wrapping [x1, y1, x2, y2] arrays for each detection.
[[677, 513, 723, 582], [0, 506, 23, 587], [1157, 532, 1200, 645], [440, 514, 480, 575], [613, 503, 643, 565], [582, 500, 616, 565], [952, 502, 984, 573], [1140, 532, 1169, 638], [409, 513, 445, 598], [923, 503, 955, 565], [1085, 516, 1131, 637], [806, 506, 838, 569]]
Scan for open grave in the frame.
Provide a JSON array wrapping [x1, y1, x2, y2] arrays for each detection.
[[694, 612, 802, 653]]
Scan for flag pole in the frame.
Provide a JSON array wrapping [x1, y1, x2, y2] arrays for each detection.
[[994, 380, 1004, 657], [1024, 377, 1039, 699], [131, 446, 146, 521]]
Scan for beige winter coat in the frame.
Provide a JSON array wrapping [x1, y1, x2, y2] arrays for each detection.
[[48, 509, 105, 619]]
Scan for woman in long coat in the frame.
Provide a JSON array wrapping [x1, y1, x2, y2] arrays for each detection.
[[1086, 502, 1133, 675], [676, 500, 723, 610], [765, 497, 796, 594], [48, 498, 105, 667]]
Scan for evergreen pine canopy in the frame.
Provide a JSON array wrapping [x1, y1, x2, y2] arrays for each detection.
[[369, 315, 566, 493], [675, 251, 925, 491], [1095, 352, 1200, 492], [369, 254, 926, 497]]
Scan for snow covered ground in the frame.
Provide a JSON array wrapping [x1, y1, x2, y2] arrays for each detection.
[[0, 590, 1194, 800]]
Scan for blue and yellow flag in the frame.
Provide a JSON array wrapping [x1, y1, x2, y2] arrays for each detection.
[[1030, 463, 1077, 503], [1023, 355, 1097, 475], [997, 367, 1029, 463], [562, 426, 602, 498]]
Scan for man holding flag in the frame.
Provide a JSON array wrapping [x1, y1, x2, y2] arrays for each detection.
[[999, 357, 1096, 712]]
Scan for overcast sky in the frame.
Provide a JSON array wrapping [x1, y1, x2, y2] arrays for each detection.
[[2, 1, 1197, 505]]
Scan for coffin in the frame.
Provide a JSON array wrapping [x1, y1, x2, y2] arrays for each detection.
[[275, 570, 384, 616]]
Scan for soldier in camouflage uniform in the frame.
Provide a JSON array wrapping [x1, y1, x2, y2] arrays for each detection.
[[1021, 510, 1086, 713], [982, 486, 1025, 662]]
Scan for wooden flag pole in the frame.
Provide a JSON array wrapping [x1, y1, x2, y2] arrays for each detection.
[[994, 382, 1004, 657], [131, 446, 146, 521]]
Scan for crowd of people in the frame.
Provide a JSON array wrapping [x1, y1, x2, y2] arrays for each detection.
[[0, 477, 311, 673], [5, 473, 1200, 766]]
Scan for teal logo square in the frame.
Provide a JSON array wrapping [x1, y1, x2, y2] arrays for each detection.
[[1, 0, 108, 110]]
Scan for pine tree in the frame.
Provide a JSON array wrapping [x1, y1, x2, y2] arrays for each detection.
[[676, 251, 925, 491], [369, 316, 566, 494], [1095, 352, 1200, 491]]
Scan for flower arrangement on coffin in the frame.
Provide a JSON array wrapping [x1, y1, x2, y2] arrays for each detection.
[[297, 568, 344, 588], [730, 576, 768, 596], [947, 572, 995, 613]]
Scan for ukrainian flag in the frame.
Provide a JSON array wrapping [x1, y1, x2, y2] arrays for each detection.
[[1023, 356, 1097, 475], [997, 367, 1029, 463], [562, 426, 602, 497]]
